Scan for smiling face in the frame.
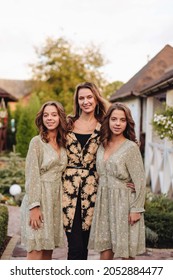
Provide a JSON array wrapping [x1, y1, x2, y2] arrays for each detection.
[[109, 109, 127, 136], [78, 88, 97, 114], [43, 105, 60, 131]]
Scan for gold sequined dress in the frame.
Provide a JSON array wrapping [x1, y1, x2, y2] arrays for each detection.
[[21, 135, 67, 252], [88, 139, 146, 258]]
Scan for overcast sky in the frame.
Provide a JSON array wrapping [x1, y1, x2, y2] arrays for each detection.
[[0, 0, 173, 83]]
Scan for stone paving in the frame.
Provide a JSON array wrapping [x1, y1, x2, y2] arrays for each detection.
[[2, 205, 173, 260]]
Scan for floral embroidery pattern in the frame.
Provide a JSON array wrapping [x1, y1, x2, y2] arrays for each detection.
[[62, 124, 100, 231]]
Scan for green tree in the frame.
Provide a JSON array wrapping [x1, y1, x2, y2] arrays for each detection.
[[15, 94, 40, 157], [6, 104, 15, 151], [103, 80, 124, 100], [30, 37, 107, 114]]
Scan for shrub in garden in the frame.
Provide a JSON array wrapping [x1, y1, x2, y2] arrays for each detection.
[[0, 152, 25, 205], [15, 94, 40, 157], [16, 108, 35, 157], [0, 204, 8, 251], [145, 227, 158, 248], [145, 193, 173, 248]]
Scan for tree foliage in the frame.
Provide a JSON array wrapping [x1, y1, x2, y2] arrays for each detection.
[[15, 94, 40, 157], [30, 37, 107, 114], [0, 152, 25, 194], [102, 80, 124, 100]]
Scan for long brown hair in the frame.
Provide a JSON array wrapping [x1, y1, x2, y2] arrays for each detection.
[[100, 102, 136, 147], [35, 101, 67, 148], [67, 82, 107, 130]]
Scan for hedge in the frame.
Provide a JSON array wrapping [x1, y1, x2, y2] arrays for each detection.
[[145, 193, 173, 248], [0, 204, 9, 250]]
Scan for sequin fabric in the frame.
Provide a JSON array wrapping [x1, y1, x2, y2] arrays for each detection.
[[89, 139, 146, 258], [21, 135, 67, 252]]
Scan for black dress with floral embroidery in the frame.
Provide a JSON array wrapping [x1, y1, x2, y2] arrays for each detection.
[[62, 123, 101, 232]]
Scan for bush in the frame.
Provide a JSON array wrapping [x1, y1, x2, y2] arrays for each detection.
[[15, 94, 40, 157], [15, 108, 36, 157], [145, 193, 173, 248], [0, 152, 25, 195], [0, 152, 25, 206], [145, 227, 158, 248], [0, 204, 9, 250]]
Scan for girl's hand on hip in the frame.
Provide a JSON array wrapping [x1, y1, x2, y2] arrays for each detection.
[[127, 182, 136, 192], [128, 212, 141, 226], [29, 207, 44, 230]]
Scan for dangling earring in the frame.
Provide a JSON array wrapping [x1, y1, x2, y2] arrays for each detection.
[[96, 104, 99, 115], [78, 107, 81, 116]]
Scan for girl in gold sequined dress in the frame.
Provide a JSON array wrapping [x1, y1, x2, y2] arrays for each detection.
[[89, 103, 146, 260]]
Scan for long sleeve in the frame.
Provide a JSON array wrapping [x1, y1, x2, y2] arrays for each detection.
[[125, 143, 146, 213], [25, 136, 42, 210]]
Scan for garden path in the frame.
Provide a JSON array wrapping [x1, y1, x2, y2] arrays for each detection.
[[5, 205, 173, 260]]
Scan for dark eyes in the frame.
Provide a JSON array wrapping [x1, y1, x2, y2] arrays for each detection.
[[111, 118, 126, 122], [79, 95, 93, 100], [43, 113, 58, 117]]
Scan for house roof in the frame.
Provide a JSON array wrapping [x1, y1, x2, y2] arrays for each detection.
[[0, 87, 18, 102], [109, 44, 173, 102], [0, 79, 34, 99], [140, 67, 173, 95]]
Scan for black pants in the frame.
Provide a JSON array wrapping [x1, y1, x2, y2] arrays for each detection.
[[66, 192, 90, 260]]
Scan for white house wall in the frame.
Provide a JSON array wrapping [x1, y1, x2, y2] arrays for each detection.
[[167, 89, 173, 106], [145, 97, 154, 185], [142, 99, 147, 133], [145, 91, 173, 196], [123, 99, 141, 140]]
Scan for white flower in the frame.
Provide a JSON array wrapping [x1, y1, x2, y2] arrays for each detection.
[[152, 108, 173, 141]]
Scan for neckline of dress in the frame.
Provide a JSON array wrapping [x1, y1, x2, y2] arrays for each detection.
[[49, 143, 61, 156], [102, 139, 128, 162]]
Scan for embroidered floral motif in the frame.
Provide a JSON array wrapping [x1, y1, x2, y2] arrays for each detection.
[[62, 124, 101, 231]]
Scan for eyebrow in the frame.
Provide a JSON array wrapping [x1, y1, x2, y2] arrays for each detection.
[[43, 111, 58, 114]]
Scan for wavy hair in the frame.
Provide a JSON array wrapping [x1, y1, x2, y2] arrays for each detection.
[[100, 102, 136, 147], [67, 82, 107, 130], [35, 101, 67, 148]]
